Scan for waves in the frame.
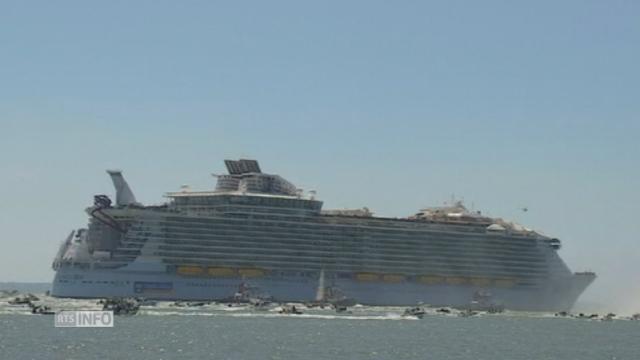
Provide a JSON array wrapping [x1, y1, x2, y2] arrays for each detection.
[[1, 292, 639, 321]]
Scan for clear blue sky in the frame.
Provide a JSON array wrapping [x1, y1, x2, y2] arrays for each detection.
[[1, 1, 638, 311]]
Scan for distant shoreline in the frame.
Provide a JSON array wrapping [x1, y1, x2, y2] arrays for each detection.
[[0, 282, 51, 293]]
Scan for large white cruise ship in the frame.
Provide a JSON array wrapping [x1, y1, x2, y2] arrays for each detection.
[[51, 159, 595, 310]]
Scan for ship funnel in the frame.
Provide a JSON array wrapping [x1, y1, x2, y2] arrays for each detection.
[[107, 170, 138, 206]]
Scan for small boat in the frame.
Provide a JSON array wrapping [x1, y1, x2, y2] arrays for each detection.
[[601, 313, 616, 321], [136, 298, 158, 306], [334, 305, 349, 313], [0, 290, 19, 298], [403, 307, 426, 319], [250, 298, 276, 311], [31, 305, 55, 315], [222, 282, 276, 304], [312, 270, 357, 309], [458, 309, 479, 317], [468, 290, 504, 313], [279, 305, 303, 315], [186, 302, 207, 307], [172, 301, 207, 307], [8, 297, 33, 306], [101, 298, 140, 315], [485, 305, 505, 314]]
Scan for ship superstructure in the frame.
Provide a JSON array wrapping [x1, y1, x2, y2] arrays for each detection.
[[51, 159, 595, 310]]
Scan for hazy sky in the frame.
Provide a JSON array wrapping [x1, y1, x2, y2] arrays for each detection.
[[1, 1, 638, 311]]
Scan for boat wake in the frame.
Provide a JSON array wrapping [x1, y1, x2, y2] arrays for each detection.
[[1, 293, 639, 321]]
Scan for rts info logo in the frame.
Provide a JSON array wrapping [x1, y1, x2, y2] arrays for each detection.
[[54, 311, 114, 327]]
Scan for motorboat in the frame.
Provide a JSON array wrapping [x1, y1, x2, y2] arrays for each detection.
[[402, 307, 426, 319]]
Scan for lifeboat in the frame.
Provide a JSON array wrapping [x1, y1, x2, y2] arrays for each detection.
[[470, 278, 491, 286], [177, 266, 204, 276], [238, 268, 265, 277], [493, 278, 517, 288], [355, 273, 380, 282], [445, 277, 467, 285], [382, 274, 406, 283], [208, 267, 237, 277], [417, 275, 444, 284]]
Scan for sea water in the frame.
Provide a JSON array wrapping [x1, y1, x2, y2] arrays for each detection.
[[0, 295, 637, 360]]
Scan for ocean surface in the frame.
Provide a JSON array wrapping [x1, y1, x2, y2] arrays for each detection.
[[0, 286, 637, 360]]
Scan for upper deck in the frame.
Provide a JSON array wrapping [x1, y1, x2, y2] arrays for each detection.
[[162, 160, 543, 235], [167, 191, 323, 215], [165, 159, 323, 215], [99, 159, 549, 239]]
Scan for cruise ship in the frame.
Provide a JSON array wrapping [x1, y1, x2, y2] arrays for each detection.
[[51, 159, 595, 311]]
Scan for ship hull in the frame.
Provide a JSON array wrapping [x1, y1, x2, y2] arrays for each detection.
[[52, 266, 594, 311]]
